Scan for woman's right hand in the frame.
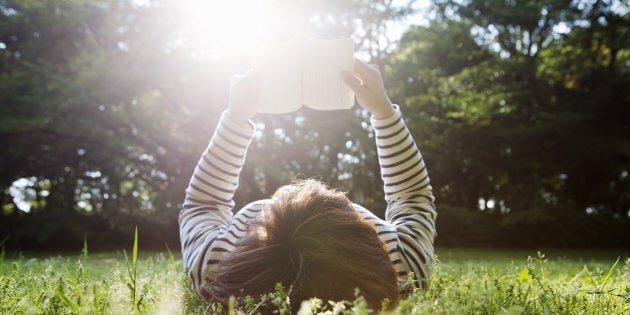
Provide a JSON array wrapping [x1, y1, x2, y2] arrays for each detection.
[[341, 59, 395, 120]]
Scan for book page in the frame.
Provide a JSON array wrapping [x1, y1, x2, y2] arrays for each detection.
[[300, 35, 355, 111], [251, 39, 302, 113]]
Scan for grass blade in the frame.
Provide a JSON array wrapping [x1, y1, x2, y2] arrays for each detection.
[[82, 233, 88, 260], [123, 249, 133, 282], [132, 226, 139, 313], [0, 235, 10, 247], [165, 243, 175, 265], [600, 257, 620, 290], [54, 289, 80, 313], [133, 226, 138, 283]]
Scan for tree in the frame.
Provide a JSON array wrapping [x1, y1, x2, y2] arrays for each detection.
[[0, 0, 419, 249], [385, 0, 630, 217]]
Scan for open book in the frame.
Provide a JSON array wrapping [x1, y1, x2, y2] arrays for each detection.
[[251, 33, 355, 113]]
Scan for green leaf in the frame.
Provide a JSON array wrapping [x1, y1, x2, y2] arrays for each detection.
[[518, 269, 532, 283]]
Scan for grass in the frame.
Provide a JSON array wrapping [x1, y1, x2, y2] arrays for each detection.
[[1, 246, 628, 314]]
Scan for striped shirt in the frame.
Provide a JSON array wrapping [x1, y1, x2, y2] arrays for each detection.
[[179, 105, 436, 293]]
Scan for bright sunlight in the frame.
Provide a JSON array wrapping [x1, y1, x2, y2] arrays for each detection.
[[181, 0, 263, 45], [173, 0, 303, 56]]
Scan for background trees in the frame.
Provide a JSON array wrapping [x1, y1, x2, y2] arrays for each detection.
[[1, 0, 628, 250], [383, 0, 630, 247]]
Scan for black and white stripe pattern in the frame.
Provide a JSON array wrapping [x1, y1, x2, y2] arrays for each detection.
[[371, 107, 436, 288], [179, 106, 436, 292]]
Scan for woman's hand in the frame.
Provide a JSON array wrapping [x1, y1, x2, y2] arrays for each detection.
[[341, 59, 394, 120], [226, 69, 262, 125]]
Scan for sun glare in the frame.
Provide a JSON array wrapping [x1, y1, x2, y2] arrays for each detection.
[[177, 0, 299, 56], [183, 0, 262, 44]]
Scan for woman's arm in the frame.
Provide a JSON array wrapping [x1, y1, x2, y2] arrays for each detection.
[[373, 108, 436, 289], [179, 70, 261, 291], [342, 60, 436, 288], [179, 113, 255, 291]]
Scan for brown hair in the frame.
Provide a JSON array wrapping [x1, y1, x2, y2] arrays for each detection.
[[207, 179, 398, 312]]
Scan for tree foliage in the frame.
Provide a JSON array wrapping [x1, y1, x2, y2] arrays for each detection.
[[0, 0, 628, 249], [0, 0, 415, 248], [386, 0, 630, 218]]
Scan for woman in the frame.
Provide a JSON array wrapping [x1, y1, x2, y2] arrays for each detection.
[[179, 59, 436, 312]]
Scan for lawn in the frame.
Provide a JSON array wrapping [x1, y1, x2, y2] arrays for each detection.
[[1, 246, 628, 314]]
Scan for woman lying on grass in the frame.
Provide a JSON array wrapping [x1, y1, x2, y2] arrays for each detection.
[[179, 59, 436, 312]]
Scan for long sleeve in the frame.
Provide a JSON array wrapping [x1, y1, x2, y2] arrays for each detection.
[[179, 112, 255, 291], [373, 105, 437, 289]]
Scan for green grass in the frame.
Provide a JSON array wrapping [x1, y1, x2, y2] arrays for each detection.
[[1, 248, 628, 314]]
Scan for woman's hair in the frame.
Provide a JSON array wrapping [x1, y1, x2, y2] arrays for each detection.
[[207, 179, 398, 312]]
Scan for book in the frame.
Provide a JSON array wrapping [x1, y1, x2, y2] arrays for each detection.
[[251, 33, 355, 113]]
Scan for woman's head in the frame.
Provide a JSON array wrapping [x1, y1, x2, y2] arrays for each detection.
[[209, 179, 398, 312]]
